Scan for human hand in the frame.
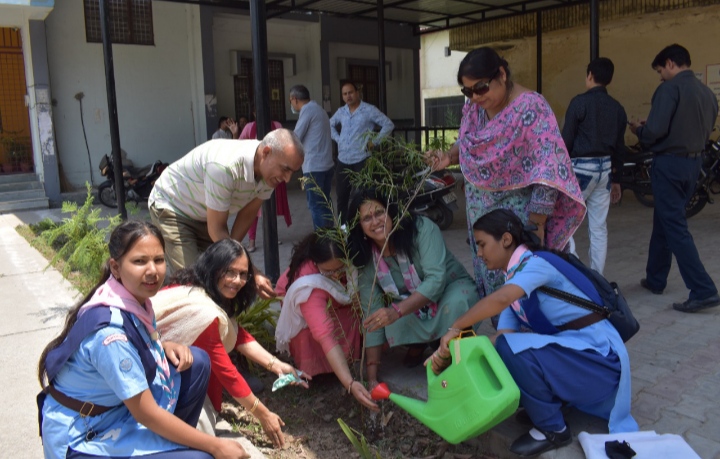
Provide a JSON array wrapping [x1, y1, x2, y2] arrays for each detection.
[[349, 381, 380, 412], [425, 150, 451, 171], [363, 307, 398, 333], [254, 273, 277, 299], [257, 410, 286, 448], [210, 438, 250, 459], [227, 118, 240, 138], [628, 119, 645, 135], [162, 341, 194, 371], [274, 361, 311, 389], [610, 183, 622, 204]]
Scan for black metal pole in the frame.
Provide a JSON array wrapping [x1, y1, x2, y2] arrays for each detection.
[[590, 0, 599, 60], [377, 0, 387, 113], [250, 0, 280, 282], [99, 0, 126, 219], [536, 10, 542, 94]]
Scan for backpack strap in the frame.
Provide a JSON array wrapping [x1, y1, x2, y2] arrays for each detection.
[[534, 252, 604, 306]]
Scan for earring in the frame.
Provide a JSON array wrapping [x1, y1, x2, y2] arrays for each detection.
[[363, 234, 367, 240]]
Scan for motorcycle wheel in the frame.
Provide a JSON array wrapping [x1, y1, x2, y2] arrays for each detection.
[[98, 181, 118, 208], [685, 190, 708, 219], [434, 201, 454, 230], [633, 190, 655, 208]]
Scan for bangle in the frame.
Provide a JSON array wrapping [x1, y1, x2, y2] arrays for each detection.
[[391, 303, 403, 318], [347, 380, 356, 394], [249, 397, 260, 414], [266, 356, 276, 371], [448, 327, 462, 334]]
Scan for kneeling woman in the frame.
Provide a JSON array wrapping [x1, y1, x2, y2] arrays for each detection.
[[275, 233, 378, 411], [154, 239, 308, 449], [432, 209, 637, 457], [38, 221, 249, 459], [348, 190, 479, 384]]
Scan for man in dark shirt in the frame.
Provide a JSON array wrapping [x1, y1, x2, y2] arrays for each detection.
[[629, 44, 719, 312], [563, 57, 627, 274]]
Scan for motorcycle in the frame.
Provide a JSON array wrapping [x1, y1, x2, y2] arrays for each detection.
[[616, 137, 720, 218], [406, 167, 459, 230], [97, 154, 168, 208]]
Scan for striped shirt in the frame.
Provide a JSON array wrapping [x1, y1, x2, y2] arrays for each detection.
[[149, 139, 274, 221]]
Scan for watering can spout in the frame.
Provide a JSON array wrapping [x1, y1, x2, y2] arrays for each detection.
[[371, 382, 431, 423]]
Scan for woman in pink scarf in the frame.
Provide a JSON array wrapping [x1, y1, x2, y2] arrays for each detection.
[[429, 47, 586, 307]]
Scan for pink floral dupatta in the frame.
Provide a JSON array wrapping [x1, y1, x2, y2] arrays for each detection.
[[458, 92, 586, 249]]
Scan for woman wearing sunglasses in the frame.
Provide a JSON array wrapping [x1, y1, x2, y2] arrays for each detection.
[[153, 239, 308, 449], [428, 47, 586, 315], [274, 232, 378, 411]]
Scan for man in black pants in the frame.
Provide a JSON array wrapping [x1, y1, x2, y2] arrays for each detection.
[[630, 44, 719, 312]]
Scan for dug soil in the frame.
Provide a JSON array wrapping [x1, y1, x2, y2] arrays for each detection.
[[219, 371, 497, 459]]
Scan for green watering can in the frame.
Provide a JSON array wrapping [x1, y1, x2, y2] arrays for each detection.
[[371, 334, 520, 444]]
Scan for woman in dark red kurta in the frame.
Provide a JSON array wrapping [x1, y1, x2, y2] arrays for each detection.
[[154, 239, 308, 449]]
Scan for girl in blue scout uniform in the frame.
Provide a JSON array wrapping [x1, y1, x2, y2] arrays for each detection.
[[37, 221, 249, 459], [430, 209, 637, 457]]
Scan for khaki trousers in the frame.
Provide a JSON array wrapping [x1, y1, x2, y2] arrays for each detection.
[[148, 203, 213, 274]]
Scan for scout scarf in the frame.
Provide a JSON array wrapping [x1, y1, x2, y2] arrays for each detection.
[[504, 244, 533, 329]]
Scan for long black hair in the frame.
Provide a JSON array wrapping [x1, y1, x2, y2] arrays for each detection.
[[472, 209, 546, 253], [347, 189, 419, 268], [38, 220, 164, 388], [286, 232, 344, 288], [457, 47, 512, 86], [169, 238, 257, 318]]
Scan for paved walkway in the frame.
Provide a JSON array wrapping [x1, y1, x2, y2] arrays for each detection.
[[2, 184, 719, 458]]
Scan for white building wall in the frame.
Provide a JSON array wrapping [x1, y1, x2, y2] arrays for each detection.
[[45, 0, 205, 188], [419, 30, 467, 124]]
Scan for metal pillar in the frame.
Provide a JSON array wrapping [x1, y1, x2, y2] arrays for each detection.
[[99, 0, 127, 219], [536, 10, 542, 94], [377, 0, 387, 113], [590, 0, 599, 60], [250, 0, 280, 282]]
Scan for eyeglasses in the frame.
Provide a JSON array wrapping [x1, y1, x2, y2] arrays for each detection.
[[318, 266, 345, 277], [460, 70, 499, 98], [223, 269, 249, 282], [360, 208, 387, 225]]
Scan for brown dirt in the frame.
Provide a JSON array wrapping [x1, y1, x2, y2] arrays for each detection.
[[219, 371, 498, 459]]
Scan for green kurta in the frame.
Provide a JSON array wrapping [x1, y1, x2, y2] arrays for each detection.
[[359, 217, 479, 347]]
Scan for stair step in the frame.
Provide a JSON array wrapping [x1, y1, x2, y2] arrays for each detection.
[[0, 197, 49, 213], [0, 173, 38, 185], [0, 189, 47, 202], [0, 180, 43, 193]]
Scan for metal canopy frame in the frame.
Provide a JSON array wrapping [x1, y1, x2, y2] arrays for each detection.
[[161, 0, 592, 35]]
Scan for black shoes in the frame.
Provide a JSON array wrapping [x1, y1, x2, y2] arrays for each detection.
[[640, 278, 664, 295], [673, 294, 720, 313], [509, 427, 572, 457]]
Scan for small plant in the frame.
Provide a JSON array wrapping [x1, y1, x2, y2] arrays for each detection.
[[338, 418, 383, 458], [236, 297, 280, 351], [39, 183, 121, 294]]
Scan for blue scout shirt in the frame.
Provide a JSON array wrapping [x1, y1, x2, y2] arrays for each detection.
[[42, 307, 185, 458]]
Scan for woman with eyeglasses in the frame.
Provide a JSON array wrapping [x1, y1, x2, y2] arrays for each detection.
[[153, 238, 308, 449], [347, 189, 479, 383], [427, 47, 585, 316], [274, 232, 379, 411]]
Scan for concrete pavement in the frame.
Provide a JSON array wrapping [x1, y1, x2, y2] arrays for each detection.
[[2, 183, 720, 458]]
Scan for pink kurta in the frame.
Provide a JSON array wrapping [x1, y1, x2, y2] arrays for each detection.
[[276, 261, 362, 376]]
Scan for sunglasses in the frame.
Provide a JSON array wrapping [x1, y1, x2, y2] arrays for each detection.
[[460, 70, 499, 98]]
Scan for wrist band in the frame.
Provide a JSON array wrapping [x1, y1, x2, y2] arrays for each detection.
[[391, 303, 403, 318], [448, 327, 462, 334], [347, 380, 356, 394], [249, 397, 260, 414], [266, 356, 277, 371]]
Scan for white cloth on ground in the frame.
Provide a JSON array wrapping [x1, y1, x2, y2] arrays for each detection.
[[578, 430, 701, 459]]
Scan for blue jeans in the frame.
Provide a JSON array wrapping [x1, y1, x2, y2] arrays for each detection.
[[304, 168, 334, 229], [645, 155, 717, 300], [570, 157, 612, 274]]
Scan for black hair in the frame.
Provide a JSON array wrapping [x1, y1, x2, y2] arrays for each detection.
[[341, 81, 358, 91], [38, 220, 164, 388], [347, 189, 419, 268], [169, 239, 257, 318], [587, 57, 614, 86], [286, 232, 343, 288], [457, 47, 512, 86], [651, 44, 691, 69], [218, 116, 229, 129], [289, 85, 310, 101], [472, 209, 543, 252]]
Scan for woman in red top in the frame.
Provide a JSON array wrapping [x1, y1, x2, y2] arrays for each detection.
[[154, 239, 308, 449], [275, 233, 378, 411]]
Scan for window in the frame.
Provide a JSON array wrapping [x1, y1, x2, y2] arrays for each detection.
[[424, 96, 464, 127], [84, 0, 154, 45], [344, 64, 379, 107], [234, 58, 286, 124]]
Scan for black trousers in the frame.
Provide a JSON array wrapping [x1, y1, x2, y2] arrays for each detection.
[[335, 158, 367, 224]]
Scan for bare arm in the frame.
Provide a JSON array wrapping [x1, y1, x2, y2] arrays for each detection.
[[206, 208, 231, 242], [229, 199, 264, 241], [125, 389, 249, 458], [325, 344, 379, 411]]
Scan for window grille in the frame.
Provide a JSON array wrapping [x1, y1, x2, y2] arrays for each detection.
[[84, 0, 154, 46]]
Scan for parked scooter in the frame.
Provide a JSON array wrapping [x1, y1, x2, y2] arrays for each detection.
[[97, 154, 167, 208], [406, 167, 459, 230]]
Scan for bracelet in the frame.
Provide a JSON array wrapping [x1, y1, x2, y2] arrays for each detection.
[[249, 397, 260, 414], [347, 380, 356, 394], [266, 356, 277, 371], [435, 351, 451, 360], [448, 327, 462, 334], [529, 219, 546, 228], [391, 303, 403, 318]]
